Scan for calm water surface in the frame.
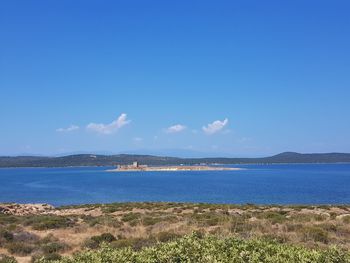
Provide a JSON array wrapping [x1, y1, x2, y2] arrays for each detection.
[[1, 164, 350, 206]]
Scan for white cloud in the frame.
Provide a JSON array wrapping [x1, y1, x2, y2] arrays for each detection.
[[56, 125, 80, 133], [165, 124, 187, 134], [86, 113, 130, 135], [202, 118, 228, 135]]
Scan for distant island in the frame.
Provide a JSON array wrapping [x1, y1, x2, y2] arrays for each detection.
[[1, 152, 350, 168], [107, 161, 242, 172]]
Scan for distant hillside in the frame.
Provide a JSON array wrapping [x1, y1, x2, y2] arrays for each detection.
[[0, 152, 350, 167]]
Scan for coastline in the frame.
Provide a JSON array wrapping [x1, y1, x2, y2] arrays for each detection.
[[1, 162, 350, 169], [106, 165, 244, 172]]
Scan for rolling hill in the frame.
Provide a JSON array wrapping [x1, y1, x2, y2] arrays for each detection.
[[0, 152, 350, 167]]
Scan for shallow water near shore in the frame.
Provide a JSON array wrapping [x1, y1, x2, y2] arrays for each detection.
[[1, 164, 350, 206]]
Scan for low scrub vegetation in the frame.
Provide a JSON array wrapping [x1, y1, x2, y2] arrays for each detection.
[[23, 215, 76, 230], [37, 233, 350, 263], [1, 202, 350, 262]]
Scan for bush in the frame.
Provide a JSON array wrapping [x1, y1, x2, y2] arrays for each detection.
[[142, 216, 162, 226], [260, 211, 287, 224], [109, 239, 134, 249], [40, 253, 61, 261], [36, 234, 350, 263], [190, 212, 224, 226], [121, 213, 140, 223], [31, 253, 62, 263], [156, 232, 181, 242], [84, 233, 116, 249], [0, 254, 17, 263], [303, 226, 330, 244], [39, 234, 58, 245], [41, 242, 67, 254], [82, 239, 99, 250], [110, 237, 156, 250], [13, 231, 39, 242], [6, 242, 34, 256], [0, 215, 18, 226], [24, 216, 75, 230], [0, 230, 14, 242], [91, 233, 116, 244], [82, 215, 121, 228]]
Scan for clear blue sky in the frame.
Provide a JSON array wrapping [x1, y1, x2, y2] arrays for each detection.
[[1, 1, 349, 157]]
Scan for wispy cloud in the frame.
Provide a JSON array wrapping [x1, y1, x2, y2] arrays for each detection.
[[86, 113, 130, 135], [202, 118, 228, 135], [165, 124, 187, 134], [133, 137, 143, 143], [237, 137, 252, 143], [56, 125, 80, 133]]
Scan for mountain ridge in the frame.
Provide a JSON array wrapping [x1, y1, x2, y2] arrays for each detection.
[[1, 152, 350, 167]]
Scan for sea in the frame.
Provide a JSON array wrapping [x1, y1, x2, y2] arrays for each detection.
[[1, 164, 350, 206]]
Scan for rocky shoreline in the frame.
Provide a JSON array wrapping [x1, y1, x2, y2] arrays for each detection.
[[0, 203, 54, 216]]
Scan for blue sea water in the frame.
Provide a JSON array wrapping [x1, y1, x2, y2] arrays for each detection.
[[0, 164, 350, 206]]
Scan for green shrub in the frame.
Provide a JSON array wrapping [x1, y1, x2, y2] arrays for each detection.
[[109, 239, 134, 249], [41, 253, 61, 261], [190, 212, 225, 226], [260, 211, 287, 224], [302, 226, 330, 244], [32, 253, 62, 263], [39, 234, 58, 245], [82, 215, 121, 228], [41, 242, 67, 254], [91, 233, 116, 244], [0, 254, 17, 263], [36, 234, 350, 263], [6, 242, 34, 256], [261, 233, 288, 243], [141, 216, 162, 226], [0, 230, 14, 242], [24, 216, 75, 230], [110, 237, 156, 250], [84, 233, 116, 249], [121, 213, 141, 223], [0, 215, 18, 226], [82, 239, 99, 250], [156, 232, 181, 242]]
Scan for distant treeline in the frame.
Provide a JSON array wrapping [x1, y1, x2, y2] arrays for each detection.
[[0, 152, 350, 167]]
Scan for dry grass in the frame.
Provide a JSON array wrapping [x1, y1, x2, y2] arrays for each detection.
[[1, 202, 350, 262]]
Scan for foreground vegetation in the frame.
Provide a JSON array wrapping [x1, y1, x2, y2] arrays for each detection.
[[1, 202, 350, 262], [38, 233, 350, 263]]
